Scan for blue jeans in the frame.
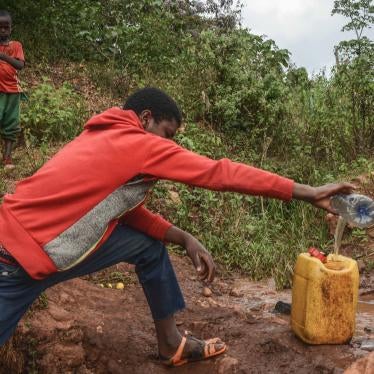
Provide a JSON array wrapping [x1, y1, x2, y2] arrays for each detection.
[[0, 224, 185, 346]]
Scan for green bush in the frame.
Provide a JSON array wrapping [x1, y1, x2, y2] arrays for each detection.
[[21, 80, 87, 144]]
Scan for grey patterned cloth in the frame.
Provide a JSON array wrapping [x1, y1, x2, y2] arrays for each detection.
[[0, 244, 17, 264]]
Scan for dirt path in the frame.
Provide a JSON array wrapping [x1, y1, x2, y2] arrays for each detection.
[[1, 251, 370, 374]]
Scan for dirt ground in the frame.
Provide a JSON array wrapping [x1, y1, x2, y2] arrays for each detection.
[[0, 242, 371, 374]]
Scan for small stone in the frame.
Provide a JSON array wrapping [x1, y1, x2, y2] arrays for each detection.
[[217, 356, 239, 374], [229, 288, 244, 297], [202, 287, 212, 297], [96, 325, 103, 334], [116, 282, 125, 290]]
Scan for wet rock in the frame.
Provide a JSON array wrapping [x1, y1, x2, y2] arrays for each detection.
[[217, 356, 239, 374], [272, 301, 291, 315], [361, 340, 374, 352], [202, 287, 212, 297], [344, 352, 374, 373], [229, 288, 244, 297]]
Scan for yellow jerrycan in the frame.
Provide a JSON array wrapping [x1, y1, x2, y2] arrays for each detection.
[[291, 252, 359, 344]]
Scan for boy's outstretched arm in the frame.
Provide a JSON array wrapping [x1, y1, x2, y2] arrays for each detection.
[[292, 182, 356, 213], [162, 183, 356, 284], [0, 53, 24, 70]]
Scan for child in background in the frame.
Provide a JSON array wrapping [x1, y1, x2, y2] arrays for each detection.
[[0, 10, 25, 169]]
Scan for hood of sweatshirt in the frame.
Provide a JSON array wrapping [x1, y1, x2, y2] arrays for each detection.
[[84, 108, 144, 131]]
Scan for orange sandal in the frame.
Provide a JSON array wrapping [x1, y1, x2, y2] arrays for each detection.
[[160, 331, 227, 367]]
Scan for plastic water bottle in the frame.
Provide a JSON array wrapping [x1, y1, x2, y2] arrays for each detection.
[[330, 193, 374, 229]]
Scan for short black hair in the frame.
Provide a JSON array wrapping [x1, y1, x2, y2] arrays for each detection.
[[0, 10, 11, 22], [123, 87, 182, 126]]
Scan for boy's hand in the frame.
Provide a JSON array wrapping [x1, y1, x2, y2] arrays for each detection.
[[292, 182, 356, 214], [165, 226, 216, 283], [184, 235, 216, 283], [0, 53, 25, 69]]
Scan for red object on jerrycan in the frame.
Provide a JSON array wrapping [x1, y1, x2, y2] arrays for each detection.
[[308, 247, 327, 263]]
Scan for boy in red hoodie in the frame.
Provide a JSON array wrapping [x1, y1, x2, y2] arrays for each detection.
[[0, 88, 354, 366]]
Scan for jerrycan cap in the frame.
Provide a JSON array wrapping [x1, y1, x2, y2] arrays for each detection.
[[308, 247, 327, 263]]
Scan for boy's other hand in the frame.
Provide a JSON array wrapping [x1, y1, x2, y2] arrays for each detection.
[[165, 226, 216, 283], [184, 235, 216, 283]]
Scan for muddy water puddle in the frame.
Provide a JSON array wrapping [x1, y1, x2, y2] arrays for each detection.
[[358, 293, 374, 314], [217, 277, 373, 352]]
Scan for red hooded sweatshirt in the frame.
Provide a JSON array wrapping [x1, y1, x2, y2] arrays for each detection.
[[0, 108, 294, 279]]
